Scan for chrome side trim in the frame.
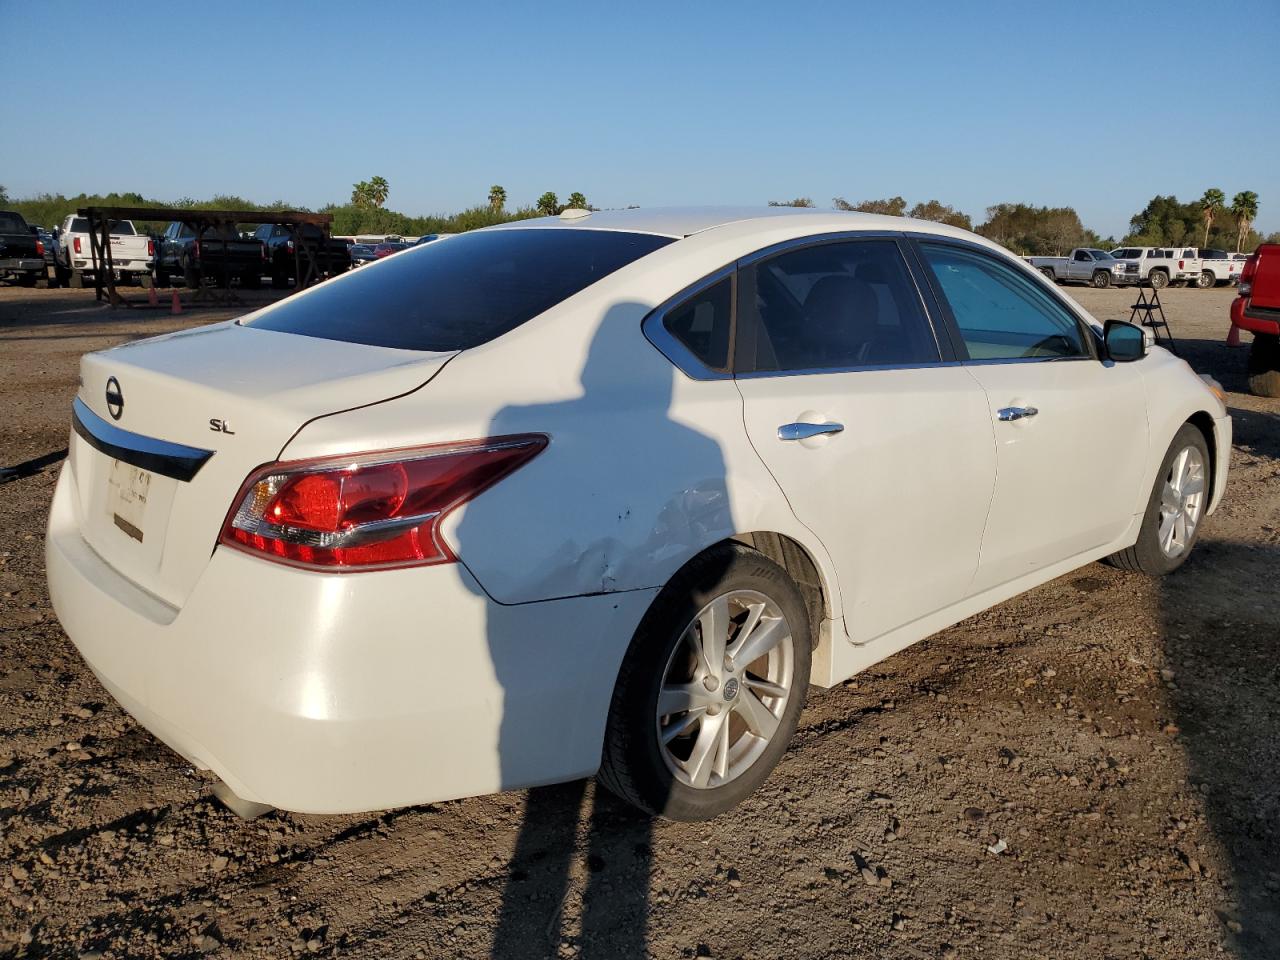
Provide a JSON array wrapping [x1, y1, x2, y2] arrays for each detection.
[[71, 397, 214, 482]]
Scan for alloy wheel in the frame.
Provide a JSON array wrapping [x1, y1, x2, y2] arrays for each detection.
[[1158, 445, 1206, 558], [656, 590, 795, 790]]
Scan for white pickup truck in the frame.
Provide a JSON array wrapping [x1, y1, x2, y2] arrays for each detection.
[[54, 215, 154, 288], [1025, 248, 1129, 288], [1108, 246, 1202, 289], [1189, 248, 1241, 288]]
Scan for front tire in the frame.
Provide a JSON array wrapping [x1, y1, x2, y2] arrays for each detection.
[[1106, 424, 1210, 575], [1092, 270, 1111, 288], [1149, 270, 1169, 289], [598, 543, 811, 821], [1247, 332, 1280, 398]]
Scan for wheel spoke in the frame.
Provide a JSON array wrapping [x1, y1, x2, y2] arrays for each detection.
[[1159, 514, 1177, 552], [658, 682, 710, 717], [1161, 483, 1181, 514], [660, 708, 704, 745], [695, 595, 730, 678], [734, 688, 780, 740], [1173, 511, 1187, 549], [684, 711, 727, 788], [713, 714, 731, 781], [1181, 473, 1205, 497], [728, 614, 789, 669], [743, 676, 789, 699], [1169, 450, 1189, 493]]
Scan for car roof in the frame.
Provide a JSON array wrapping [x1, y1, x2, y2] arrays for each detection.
[[485, 205, 920, 240]]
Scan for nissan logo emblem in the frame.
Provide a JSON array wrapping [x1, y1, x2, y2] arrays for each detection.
[[105, 377, 124, 420]]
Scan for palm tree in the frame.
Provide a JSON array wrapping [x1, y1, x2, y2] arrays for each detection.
[[1199, 188, 1225, 247], [536, 192, 560, 216], [488, 185, 507, 213], [368, 176, 390, 208], [1230, 190, 1259, 252], [566, 191, 588, 210]]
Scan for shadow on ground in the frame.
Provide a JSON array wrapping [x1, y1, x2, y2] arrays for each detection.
[[1160, 538, 1280, 957]]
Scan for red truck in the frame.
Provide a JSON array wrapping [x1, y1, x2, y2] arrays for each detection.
[[1231, 244, 1280, 397]]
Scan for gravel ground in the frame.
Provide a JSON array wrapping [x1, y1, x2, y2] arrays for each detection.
[[1, 284, 1277, 960]]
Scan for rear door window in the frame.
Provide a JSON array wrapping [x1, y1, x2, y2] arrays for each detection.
[[738, 239, 940, 372], [244, 228, 674, 351]]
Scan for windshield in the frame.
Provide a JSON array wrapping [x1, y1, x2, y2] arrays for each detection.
[[244, 228, 675, 351], [67, 217, 135, 235]]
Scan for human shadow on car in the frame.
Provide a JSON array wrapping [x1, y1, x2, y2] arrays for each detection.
[[452, 303, 734, 958], [1159, 539, 1280, 958]]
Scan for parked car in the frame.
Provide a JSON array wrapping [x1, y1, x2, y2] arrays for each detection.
[[1026, 248, 1128, 287], [373, 241, 409, 258], [1231, 243, 1280, 397], [348, 243, 378, 267], [153, 222, 267, 288], [252, 223, 351, 288], [0, 210, 46, 286], [36, 229, 57, 269], [1190, 248, 1242, 288], [55, 215, 153, 288], [1109, 247, 1202, 289], [47, 207, 1231, 821]]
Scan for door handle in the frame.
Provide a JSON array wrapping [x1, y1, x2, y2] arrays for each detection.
[[997, 406, 1039, 422], [778, 421, 844, 441]]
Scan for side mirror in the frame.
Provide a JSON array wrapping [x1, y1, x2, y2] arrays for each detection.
[[1104, 319, 1146, 362]]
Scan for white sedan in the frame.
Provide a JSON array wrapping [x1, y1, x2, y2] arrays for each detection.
[[47, 207, 1231, 821]]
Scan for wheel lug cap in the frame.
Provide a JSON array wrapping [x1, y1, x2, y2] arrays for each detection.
[[703, 676, 719, 692]]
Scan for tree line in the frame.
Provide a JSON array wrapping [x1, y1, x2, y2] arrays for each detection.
[[2, 180, 1270, 254], [769, 190, 1269, 255]]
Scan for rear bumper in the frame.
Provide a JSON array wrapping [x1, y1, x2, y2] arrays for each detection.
[[1231, 297, 1280, 336], [0, 257, 44, 272], [45, 463, 656, 813]]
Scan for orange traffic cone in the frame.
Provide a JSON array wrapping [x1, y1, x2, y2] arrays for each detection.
[[1226, 323, 1242, 347], [170, 291, 182, 315], [147, 285, 158, 306]]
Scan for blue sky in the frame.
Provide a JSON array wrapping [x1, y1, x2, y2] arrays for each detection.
[[7, 1, 1278, 238]]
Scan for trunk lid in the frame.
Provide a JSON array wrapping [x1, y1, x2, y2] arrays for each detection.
[[70, 321, 454, 607]]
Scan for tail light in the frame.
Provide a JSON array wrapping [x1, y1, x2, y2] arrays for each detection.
[[286, 240, 295, 253], [219, 436, 547, 571], [194, 239, 201, 258], [73, 236, 82, 254], [1238, 254, 1258, 297], [263, 242, 270, 261], [147, 239, 155, 256], [35, 240, 44, 256], [1178, 259, 1185, 270]]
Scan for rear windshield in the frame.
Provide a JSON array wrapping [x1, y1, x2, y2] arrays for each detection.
[[243, 228, 675, 351], [0, 212, 28, 232], [67, 217, 134, 234], [1201, 249, 1228, 259]]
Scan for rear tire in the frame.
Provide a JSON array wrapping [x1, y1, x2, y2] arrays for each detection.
[[1247, 333, 1280, 398], [154, 268, 170, 288], [1040, 267, 1057, 282], [1149, 270, 1169, 290], [1196, 271, 1214, 289], [1092, 270, 1111, 288], [69, 271, 84, 289], [598, 543, 811, 821], [1105, 424, 1210, 575]]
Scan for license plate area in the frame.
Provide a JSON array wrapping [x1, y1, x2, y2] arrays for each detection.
[[107, 460, 152, 542]]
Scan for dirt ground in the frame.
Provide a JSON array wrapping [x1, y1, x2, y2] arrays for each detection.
[[1, 283, 1277, 960]]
